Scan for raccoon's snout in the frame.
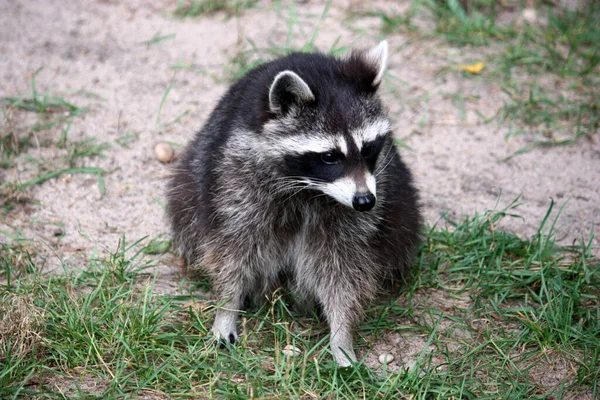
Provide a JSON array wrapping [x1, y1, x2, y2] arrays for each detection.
[[352, 193, 376, 212], [316, 175, 377, 211]]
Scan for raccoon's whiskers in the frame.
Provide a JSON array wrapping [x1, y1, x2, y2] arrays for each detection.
[[271, 179, 307, 192], [375, 145, 396, 177], [306, 192, 331, 202], [271, 183, 310, 203], [270, 176, 327, 196]]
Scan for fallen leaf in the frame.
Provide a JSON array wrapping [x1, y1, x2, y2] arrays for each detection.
[[459, 62, 485, 74], [182, 300, 212, 313]]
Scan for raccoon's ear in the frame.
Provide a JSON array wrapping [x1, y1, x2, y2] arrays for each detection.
[[269, 71, 315, 115], [362, 40, 388, 87]]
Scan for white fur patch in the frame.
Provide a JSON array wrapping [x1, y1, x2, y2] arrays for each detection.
[[365, 172, 376, 195], [351, 119, 391, 148], [268, 135, 338, 155], [315, 177, 356, 208], [338, 137, 349, 155]]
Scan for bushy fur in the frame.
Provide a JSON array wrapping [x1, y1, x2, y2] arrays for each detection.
[[167, 43, 421, 366]]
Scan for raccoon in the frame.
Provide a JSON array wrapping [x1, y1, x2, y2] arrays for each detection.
[[167, 41, 421, 366]]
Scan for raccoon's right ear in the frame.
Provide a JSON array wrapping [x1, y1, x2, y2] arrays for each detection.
[[363, 40, 388, 87], [268, 71, 315, 115]]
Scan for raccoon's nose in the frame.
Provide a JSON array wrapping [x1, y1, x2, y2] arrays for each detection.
[[352, 193, 376, 212]]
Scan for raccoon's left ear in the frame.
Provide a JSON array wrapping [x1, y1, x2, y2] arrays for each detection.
[[269, 71, 315, 115], [362, 40, 388, 87]]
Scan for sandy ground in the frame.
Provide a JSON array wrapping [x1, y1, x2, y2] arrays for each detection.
[[0, 0, 599, 390]]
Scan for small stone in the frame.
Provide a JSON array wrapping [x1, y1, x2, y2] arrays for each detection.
[[282, 344, 301, 357], [522, 8, 537, 23], [379, 353, 394, 364], [154, 142, 174, 163]]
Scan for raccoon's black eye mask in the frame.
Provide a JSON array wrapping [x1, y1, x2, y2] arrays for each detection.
[[361, 142, 377, 159], [361, 135, 386, 158], [283, 151, 345, 182]]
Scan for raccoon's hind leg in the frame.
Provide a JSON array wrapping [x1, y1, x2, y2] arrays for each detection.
[[314, 280, 372, 367], [323, 303, 358, 367], [303, 257, 377, 366]]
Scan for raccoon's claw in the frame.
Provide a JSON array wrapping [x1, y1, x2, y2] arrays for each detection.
[[330, 331, 357, 367], [211, 324, 238, 347], [333, 349, 357, 368], [213, 330, 238, 348], [211, 307, 240, 346]]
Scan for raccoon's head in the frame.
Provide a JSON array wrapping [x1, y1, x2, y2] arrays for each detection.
[[262, 41, 392, 212]]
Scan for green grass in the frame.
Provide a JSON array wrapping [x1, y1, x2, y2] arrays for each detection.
[[1, 68, 88, 139], [1, 148, 108, 201], [1, 68, 88, 166], [114, 130, 138, 148], [174, 0, 258, 18], [424, 0, 513, 46], [497, 83, 599, 159], [492, 5, 600, 78], [1, 69, 84, 164], [1, 68, 109, 201], [487, 3, 600, 151], [1, 201, 598, 398], [15, 167, 105, 193], [0, 243, 38, 287], [142, 235, 173, 255], [140, 32, 176, 46], [64, 138, 110, 167], [361, 0, 514, 46]]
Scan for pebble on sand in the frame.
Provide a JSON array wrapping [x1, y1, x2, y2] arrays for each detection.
[[282, 345, 302, 357], [154, 142, 174, 163], [522, 8, 537, 23], [379, 353, 394, 364]]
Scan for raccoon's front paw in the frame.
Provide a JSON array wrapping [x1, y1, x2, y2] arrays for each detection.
[[211, 311, 239, 345]]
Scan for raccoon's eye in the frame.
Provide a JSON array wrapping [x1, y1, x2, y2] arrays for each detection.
[[320, 152, 343, 165]]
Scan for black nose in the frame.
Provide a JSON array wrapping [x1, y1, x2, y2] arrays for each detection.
[[352, 193, 376, 212]]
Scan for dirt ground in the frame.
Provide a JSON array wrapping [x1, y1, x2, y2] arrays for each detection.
[[1, 0, 598, 390]]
